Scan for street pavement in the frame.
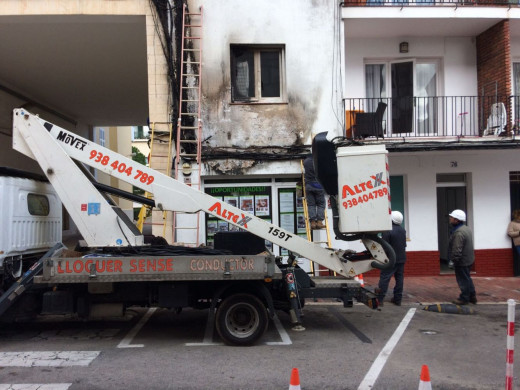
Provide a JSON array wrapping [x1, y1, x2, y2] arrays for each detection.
[[363, 274, 520, 305]]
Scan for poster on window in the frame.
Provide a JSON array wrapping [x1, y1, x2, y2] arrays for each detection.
[[296, 196, 304, 212], [224, 196, 238, 208], [279, 192, 294, 213], [229, 223, 240, 232], [240, 196, 254, 213], [255, 195, 270, 216], [207, 220, 218, 236], [280, 213, 295, 232], [297, 213, 306, 233], [217, 220, 228, 232]]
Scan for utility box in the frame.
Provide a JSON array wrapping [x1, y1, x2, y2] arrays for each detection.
[[336, 145, 391, 233]]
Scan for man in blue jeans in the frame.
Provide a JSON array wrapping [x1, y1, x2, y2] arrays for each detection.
[[303, 155, 326, 229], [376, 211, 407, 306], [448, 209, 477, 305]]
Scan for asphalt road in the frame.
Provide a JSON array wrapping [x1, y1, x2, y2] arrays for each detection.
[[0, 302, 519, 390]]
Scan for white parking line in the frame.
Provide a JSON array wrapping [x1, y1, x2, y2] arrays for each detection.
[[117, 307, 157, 348], [357, 308, 417, 390], [186, 314, 292, 346], [0, 384, 72, 390], [265, 316, 292, 345], [0, 351, 100, 367]]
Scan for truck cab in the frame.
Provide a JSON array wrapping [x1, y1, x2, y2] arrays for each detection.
[[0, 167, 62, 291]]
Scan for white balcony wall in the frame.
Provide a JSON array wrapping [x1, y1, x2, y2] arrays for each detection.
[[390, 150, 515, 251], [328, 149, 516, 254], [344, 37, 477, 98]]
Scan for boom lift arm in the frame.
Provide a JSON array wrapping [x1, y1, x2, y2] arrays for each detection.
[[12, 109, 393, 277]]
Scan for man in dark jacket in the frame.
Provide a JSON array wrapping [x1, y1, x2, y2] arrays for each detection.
[[303, 155, 326, 230], [376, 211, 407, 306], [448, 209, 477, 305]]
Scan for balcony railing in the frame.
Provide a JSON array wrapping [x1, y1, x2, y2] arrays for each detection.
[[343, 96, 520, 140], [342, 0, 519, 6]]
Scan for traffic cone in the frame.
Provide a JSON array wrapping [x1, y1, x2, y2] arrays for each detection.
[[289, 367, 301, 390], [357, 274, 365, 287], [418, 364, 432, 390]]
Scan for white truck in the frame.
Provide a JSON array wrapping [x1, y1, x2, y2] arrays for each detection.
[[0, 109, 395, 345], [0, 167, 62, 292]]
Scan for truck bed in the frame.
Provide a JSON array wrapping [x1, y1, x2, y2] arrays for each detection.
[[34, 249, 276, 283]]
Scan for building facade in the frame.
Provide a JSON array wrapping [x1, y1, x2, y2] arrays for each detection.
[[1, 0, 518, 276], [341, 3, 520, 276], [195, 0, 520, 276]]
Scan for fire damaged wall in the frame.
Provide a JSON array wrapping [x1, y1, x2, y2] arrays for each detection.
[[194, 0, 342, 175], [203, 87, 317, 148]]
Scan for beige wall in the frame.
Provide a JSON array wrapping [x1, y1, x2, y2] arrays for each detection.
[[132, 139, 150, 164], [0, 0, 170, 127]]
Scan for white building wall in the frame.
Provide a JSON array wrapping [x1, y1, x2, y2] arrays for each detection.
[[344, 37, 477, 98], [390, 149, 516, 252], [198, 0, 344, 152]]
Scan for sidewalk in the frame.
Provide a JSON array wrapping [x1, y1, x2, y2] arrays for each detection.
[[362, 275, 520, 305]]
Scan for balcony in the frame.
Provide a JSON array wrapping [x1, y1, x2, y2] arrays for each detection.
[[343, 96, 520, 145]]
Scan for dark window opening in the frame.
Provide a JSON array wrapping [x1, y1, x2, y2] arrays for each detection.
[[28, 193, 50, 216], [230, 45, 284, 103]]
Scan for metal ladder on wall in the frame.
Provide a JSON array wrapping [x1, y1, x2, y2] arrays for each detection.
[[300, 160, 333, 276], [173, 4, 203, 246]]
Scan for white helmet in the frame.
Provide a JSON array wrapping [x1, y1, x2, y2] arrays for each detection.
[[449, 209, 466, 222], [391, 211, 403, 225]]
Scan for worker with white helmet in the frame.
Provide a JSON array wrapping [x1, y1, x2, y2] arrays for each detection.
[[376, 210, 407, 306], [448, 209, 477, 305]]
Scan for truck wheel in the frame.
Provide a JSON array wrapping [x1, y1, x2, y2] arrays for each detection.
[[215, 293, 268, 346]]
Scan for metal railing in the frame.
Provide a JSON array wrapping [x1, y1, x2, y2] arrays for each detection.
[[342, 0, 519, 7], [343, 96, 519, 139]]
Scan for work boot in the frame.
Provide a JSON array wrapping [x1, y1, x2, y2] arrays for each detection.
[[310, 220, 317, 230], [315, 220, 326, 229], [390, 298, 401, 306], [375, 288, 384, 306], [452, 299, 468, 305]]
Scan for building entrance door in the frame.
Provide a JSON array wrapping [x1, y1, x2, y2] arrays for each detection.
[[437, 177, 467, 273]]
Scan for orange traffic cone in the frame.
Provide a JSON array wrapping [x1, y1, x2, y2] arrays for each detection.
[[289, 367, 301, 390], [418, 364, 432, 390], [357, 274, 365, 287]]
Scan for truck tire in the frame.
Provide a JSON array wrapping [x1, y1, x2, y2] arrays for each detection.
[[215, 293, 268, 346]]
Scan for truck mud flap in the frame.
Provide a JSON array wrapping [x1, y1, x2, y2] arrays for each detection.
[[356, 287, 379, 310], [0, 243, 64, 318]]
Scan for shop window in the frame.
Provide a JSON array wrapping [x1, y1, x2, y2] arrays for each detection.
[[278, 188, 307, 256], [205, 186, 273, 250], [98, 128, 105, 147]]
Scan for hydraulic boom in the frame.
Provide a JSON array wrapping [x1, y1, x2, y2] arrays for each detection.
[[12, 109, 393, 277]]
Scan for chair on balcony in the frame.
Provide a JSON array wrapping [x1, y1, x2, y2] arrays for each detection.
[[353, 102, 387, 139], [483, 102, 507, 136]]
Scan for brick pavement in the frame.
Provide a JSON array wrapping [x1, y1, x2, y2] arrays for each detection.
[[362, 275, 520, 305]]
